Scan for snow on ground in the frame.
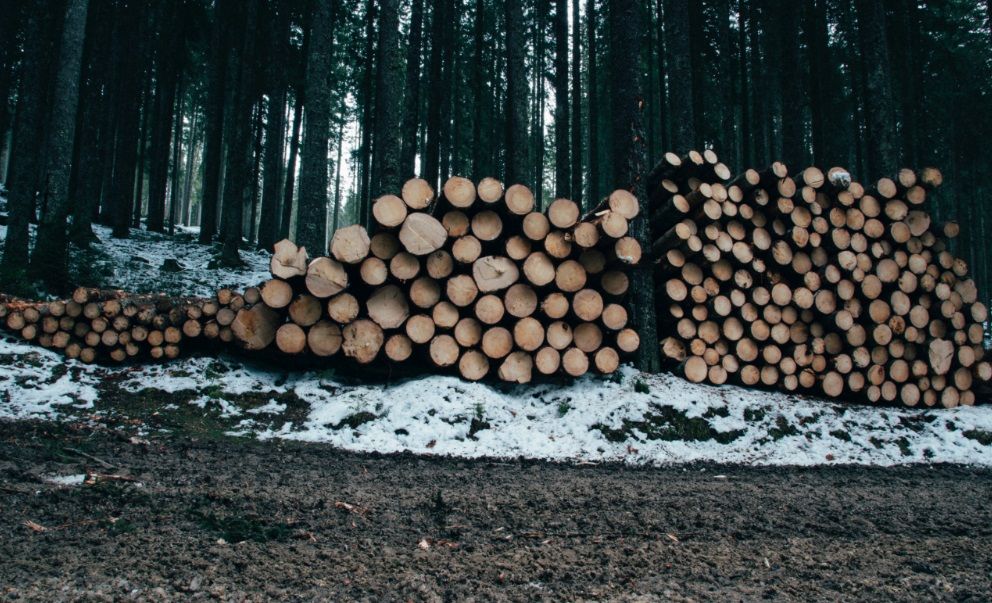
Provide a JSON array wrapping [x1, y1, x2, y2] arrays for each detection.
[[2, 334, 991, 467], [2, 192, 992, 466]]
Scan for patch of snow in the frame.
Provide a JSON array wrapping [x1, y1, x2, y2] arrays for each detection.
[[1, 335, 991, 467], [43, 474, 87, 486]]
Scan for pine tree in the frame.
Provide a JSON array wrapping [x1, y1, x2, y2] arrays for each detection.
[[608, 0, 659, 372], [504, 0, 528, 185], [553, 0, 570, 197], [28, 0, 89, 291], [370, 0, 403, 198], [198, 0, 228, 244], [257, 0, 289, 250], [296, 0, 334, 255], [665, 0, 694, 151], [856, 0, 898, 177], [401, 0, 425, 179]]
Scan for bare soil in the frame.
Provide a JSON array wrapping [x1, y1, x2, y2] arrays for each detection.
[[1, 420, 991, 602]]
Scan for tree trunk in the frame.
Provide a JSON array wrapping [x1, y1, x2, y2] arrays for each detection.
[[332, 120, 344, 232], [68, 1, 112, 246], [357, 0, 376, 224], [280, 94, 303, 240], [256, 0, 289, 250], [1, 0, 47, 278], [855, 0, 898, 178], [532, 2, 546, 207], [370, 0, 403, 199], [737, 0, 750, 166], [401, 0, 424, 179], [167, 75, 185, 235], [504, 0, 528, 186], [108, 2, 142, 240], [609, 0, 659, 373], [198, 0, 228, 244], [28, 0, 89, 291], [779, 1, 804, 164], [586, 0, 599, 206], [570, 0, 582, 208], [424, 0, 446, 192], [665, 0, 694, 151], [219, 0, 258, 264], [553, 0, 570, 198], [805, 0, 829, 166], [147, 2, 180, 233], [295, 0, 334, 255], [132, 67, 152, 228]]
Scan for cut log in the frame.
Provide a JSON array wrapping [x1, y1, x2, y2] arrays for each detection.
[[327, 293, 360, 324], [459, 349, 490, 380], [270, 239, 308, 279], [443, 176, 476, 207], [498, 351, 534, 383], [504, 184, 535, 215], [231, 305, 280, 350], [402, 178, 435, 209], [288, 295, 322, 327], [307, 321, 343, 356], [477, 177, 504, 203], [342, 319, 384, 364], [275, 323, 307, 355], [367, 285, 410, 329], [306, 257, 348, 298], [330, 224, 371, 264], [260, 279, 293, 309], [399, 213, 447, 255], [473, 256, 520, 292], [372, 194, 408, 228], [385, 333, 414, 362]]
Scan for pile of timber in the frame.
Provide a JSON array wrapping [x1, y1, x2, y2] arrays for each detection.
[[0, 177, 642, 383], [651, 149, 991, 407]]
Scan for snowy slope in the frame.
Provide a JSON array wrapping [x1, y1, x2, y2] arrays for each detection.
[[1, 194, 992, 466], [1, 336, 991, 467]]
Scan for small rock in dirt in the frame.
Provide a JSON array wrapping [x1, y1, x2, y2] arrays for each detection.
[[129, 255, 150, 264]]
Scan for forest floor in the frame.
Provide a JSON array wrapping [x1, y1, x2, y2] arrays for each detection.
[[2, 420, 991, 601], [2, 197, 992, 598]]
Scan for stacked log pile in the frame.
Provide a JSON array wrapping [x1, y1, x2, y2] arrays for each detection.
[[0, 177, 643, 384], [651, 150, 991, 407]]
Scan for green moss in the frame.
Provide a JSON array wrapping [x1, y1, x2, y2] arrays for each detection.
[[331, 411, 378, 430], [767, 416, 799, 440], [829, 429, 851, 442], [633, 380, 650, 394], [744, 408, 766, 422], [963, 429, 992, 446], [592, 404, 743, 444]]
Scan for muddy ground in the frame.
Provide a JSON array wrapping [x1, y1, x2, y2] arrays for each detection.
[[0, 420, 990, 602]]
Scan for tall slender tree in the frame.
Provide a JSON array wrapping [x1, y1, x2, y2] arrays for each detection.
[[401, 0, 425, 179], [198, 0, 228, 244], [856, 0, 898, 177], [553, 0, 570, 197], [147, 1, 181, 232], [1, 0, 47, 278], [257, 0, 289, 250], [28, 0, 89, 291], [779, 1, 805, 163], [296, 0, 334, 255], [665, 0, 694, 151], [608, 0, 659, 372], [586, 0, 600, 204], [219, 0, 258, 264], [504, 0, 528, 185], [570, 0, 583, 206], [370, 0, 403, 198]]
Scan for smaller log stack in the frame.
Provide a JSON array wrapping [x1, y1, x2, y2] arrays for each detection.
[[0, 177, 644, 384], [651, 149, 991, 407]]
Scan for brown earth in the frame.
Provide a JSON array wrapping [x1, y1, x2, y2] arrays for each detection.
[[0, 419, 990, 602]]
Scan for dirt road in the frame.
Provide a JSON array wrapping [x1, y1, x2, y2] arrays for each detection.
[[1, 420, 990, 601]]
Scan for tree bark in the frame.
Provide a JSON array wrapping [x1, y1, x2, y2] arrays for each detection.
[[401, 0, 424, 179], [586, 0, 599, 206], [779, 1, 804, 164], [296, 0, 334, 255], [256, 0, 289, 250], [665, 0, 694, 151], [504, 0, 528, 185], [570, 0, 582, 208], [1, 0, 47, 278], [855, 0, 898, 178], [608, 0, 659, 372], [147, 1, 180, 233], [198, 0, 228, 244], [805, 0, 829, 166], [28, 0, 89, 291], [219, 0, 258, 264], [370, 0, 403, 198], [553, 0, 570, 198], [357, 0, 376, 224]]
